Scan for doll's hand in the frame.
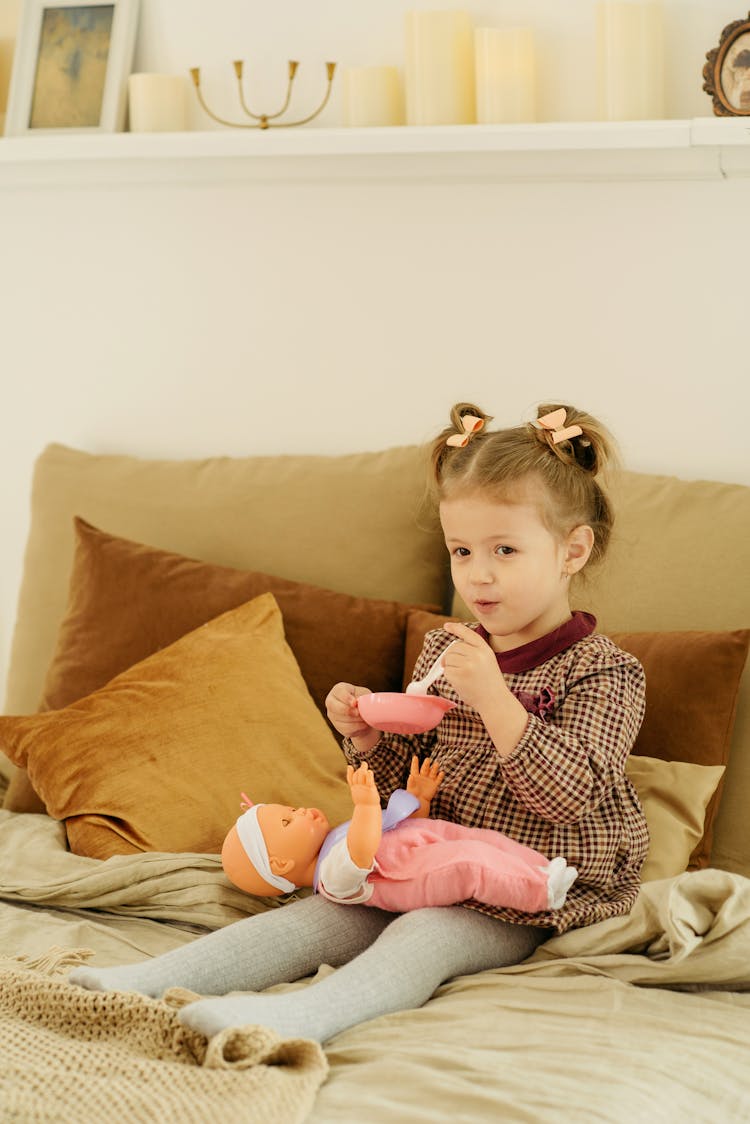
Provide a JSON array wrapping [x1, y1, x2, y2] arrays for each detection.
[[407, 755, 444, 801], [326, 682, 375, 739], [347, 763, 381, 806], [407, 755, 444, 817], [441, 622, 508, 713]]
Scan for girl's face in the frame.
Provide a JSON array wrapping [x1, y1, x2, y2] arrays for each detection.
[[440, 491, 592, 652]]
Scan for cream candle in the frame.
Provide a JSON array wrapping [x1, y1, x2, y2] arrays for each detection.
[[0, 38, 14, 132], [596, 1, 665, 121], [128, 73, 190, 133], [404, 10, 476, 126], [341, 66, 404, 127], [475, 27, 536, 124]]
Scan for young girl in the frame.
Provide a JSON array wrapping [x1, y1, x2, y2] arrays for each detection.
[[70, 401, 648, 1045]]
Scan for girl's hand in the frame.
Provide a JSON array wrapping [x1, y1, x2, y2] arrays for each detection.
[[347, 763, 381, 806], [441, 622, 508, 713], [326, 682, 375, 739]]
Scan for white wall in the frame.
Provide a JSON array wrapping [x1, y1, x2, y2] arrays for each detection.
[[1, 1, 749, 701]]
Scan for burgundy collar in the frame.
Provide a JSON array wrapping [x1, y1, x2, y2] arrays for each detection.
[[475, 611, 596, 674]]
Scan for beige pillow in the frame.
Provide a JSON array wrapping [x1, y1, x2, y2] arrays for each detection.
[[0, 594, 352, 859], [3, 441, 448, 722], [626, 757, 726, 882]]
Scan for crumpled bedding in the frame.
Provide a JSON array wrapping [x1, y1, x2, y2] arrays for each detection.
[[1, 806, 749, 1123], [0, 808, 280, 928]]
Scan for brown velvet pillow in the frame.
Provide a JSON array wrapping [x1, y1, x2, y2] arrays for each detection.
[[403, 610, 750, 871], [611, 629, 749, 868], [0, 594, 353, 859], [5, 518, 435, 814]]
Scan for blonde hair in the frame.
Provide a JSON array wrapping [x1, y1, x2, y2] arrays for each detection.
[[430, 402, 619, 566]]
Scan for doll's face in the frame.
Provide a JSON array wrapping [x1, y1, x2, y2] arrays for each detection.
[[257, 804, 331, 873]]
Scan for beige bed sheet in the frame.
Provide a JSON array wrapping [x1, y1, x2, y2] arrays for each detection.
[[1, 807, 749, 1124]]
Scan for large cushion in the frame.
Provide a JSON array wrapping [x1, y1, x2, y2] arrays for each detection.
[[0, 594, 352, 859], [3, 441, 449, 721], [403, 609, 749, 871]]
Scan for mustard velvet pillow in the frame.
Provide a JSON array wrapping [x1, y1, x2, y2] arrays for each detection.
[[0, 594, 352, 860], [403, 611, 749, 871], [625, 757, 725, 882]]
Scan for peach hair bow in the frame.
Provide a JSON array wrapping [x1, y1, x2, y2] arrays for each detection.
[[534, 408, 583, 445], [446, 414, 485, 448]]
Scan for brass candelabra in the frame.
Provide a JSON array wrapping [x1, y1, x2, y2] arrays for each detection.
[[189, 59, 337, 129]]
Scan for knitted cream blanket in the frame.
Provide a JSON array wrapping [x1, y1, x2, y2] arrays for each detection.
[[0, 947, 327, 1123]]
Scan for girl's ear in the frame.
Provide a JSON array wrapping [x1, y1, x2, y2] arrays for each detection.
[[565, 524, 594, 575], [269, 855, 295, 877]]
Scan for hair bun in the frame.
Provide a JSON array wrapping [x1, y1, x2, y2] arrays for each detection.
[[533, 404, 613, 476]]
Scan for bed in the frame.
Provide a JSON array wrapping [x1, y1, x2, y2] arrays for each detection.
[[1, 441, 749, 1122]]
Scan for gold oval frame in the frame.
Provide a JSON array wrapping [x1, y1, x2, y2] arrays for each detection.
[[703, 11, 750, 116]]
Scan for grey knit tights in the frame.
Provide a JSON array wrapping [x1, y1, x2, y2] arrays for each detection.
[[69, 895, 545, 1043]]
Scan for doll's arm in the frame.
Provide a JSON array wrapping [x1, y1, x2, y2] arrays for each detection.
[[406, 756, 445, 817], [346, 763, 383, 869]]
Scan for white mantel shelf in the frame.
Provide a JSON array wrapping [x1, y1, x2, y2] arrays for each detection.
[[1, 117, 749, 186]]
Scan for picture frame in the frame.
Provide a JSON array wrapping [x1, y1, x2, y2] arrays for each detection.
[[5, 0, 140, 136], [703, 11, 750, 117]]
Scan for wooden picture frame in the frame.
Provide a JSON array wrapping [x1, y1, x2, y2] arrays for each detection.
[[5, 0, 140, 136], [703, 11, 750, 117]]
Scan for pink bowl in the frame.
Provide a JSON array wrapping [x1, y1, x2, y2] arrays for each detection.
[[357, 692, 456, 735]]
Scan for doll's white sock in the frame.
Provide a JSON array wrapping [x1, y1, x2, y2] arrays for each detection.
[[69, 894, 390, 997], [545, 857, 578, 910], [178, 905, 546, 1044]]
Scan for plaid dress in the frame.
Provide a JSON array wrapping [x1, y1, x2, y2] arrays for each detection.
[[343, 613, 649, 934]]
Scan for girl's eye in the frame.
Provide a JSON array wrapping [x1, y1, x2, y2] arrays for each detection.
[[495, 545, 515, 556], [451, 546, 470, 558], [282, 818, 291, 827]]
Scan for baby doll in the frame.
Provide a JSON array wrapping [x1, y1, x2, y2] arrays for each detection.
[[222, 757, 578, 913]]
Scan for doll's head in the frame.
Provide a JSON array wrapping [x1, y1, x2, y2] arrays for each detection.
[[221, 797, 331, 897]]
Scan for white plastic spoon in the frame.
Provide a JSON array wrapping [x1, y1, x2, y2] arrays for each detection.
[[405, 640, 459, 696]]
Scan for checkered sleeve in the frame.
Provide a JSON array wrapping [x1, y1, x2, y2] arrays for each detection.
[[499, 649, 645, 824]]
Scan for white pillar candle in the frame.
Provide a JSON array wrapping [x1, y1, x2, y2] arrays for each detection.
[[128, 73, 190, 133], [0, 38, 14, 131], [341, 66, 404, 127], [475, 27, 536, 124], [404, 10, 476, 126], [596, 1, 665, 121]]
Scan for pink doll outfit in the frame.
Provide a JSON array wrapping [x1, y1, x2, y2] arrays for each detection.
[[313, 790, 577, 913]]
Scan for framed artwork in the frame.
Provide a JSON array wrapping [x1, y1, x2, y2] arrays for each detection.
[[5, 0, 140, 135], [703, 12, 750, 116]]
